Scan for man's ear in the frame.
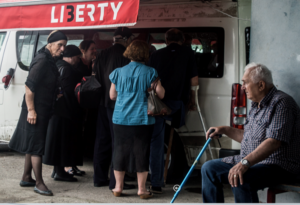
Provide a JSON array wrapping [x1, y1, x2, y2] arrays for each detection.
[[258, 80, 266, 91]]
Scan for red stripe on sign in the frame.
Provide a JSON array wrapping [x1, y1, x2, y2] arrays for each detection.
[[0, 0, 139, 30]]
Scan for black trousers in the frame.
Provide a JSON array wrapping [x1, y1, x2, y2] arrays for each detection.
[[93, 106, 115, 189]]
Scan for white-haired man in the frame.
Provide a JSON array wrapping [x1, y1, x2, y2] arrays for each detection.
[[201, 63, 300, 203]]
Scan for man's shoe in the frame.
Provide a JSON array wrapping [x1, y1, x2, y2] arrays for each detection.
[[20, 180, 36, 187], [94, 180, 110, 187], [123, 183, 136, 190], [34, 186, 53, 196], [149, 185, 162, 194], [54, 173, 77, 182]]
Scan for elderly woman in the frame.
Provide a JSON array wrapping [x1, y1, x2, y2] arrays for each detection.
[[43, 45, 83, 182], [63, 40, 98, 176], [8, 30, 67, 196], [109, 40, 165, 199]]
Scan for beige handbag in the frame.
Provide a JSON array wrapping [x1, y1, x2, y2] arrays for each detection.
[[147, 78, 172, 116]]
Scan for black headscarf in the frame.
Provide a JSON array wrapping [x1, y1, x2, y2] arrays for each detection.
[[47, 30, 68, 43], [63, 45, 82, 57]]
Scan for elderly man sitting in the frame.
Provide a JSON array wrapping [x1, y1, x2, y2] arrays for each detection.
[[202, 63, 300, 203]]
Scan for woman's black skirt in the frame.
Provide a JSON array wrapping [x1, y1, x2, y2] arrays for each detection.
[[113, 124, 154, 173], [8, 108, 50, 156], [43, 115, 82, 167]]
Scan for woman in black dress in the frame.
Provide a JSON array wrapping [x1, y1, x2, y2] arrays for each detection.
[[65, 40, 97, 175], [43, 45, 83, 182], [8, 31, 68, 196]]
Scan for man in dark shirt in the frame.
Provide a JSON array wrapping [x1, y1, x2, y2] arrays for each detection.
[[148, 28, 199, 193], [93, 27, 134, 190]]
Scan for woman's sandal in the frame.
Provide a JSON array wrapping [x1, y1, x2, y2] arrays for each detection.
[[138, 192, 153, 199], [112, 191, 128, 197]]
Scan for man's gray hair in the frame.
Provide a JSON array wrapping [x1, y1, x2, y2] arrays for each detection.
[[245, 62, 273, 86]]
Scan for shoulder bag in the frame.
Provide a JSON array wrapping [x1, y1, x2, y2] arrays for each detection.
[[147, 77, 172, 116]]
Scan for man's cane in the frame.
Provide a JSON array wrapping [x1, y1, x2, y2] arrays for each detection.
[[170, 129, 222, 203]]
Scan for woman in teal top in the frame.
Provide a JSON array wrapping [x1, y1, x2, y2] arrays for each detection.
[[109, 40, 165, 199]]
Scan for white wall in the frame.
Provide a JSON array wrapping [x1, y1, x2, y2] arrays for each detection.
[[250, 0, 300, 106], [250, 0, 300, 202]]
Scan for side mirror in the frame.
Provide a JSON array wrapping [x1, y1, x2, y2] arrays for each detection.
[[2, 68, 15, 89]]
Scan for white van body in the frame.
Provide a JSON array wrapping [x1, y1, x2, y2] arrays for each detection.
[[0, 0, 251, 169]]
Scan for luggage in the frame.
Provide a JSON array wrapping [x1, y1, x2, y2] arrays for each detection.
[[74, 74, 102, 109]]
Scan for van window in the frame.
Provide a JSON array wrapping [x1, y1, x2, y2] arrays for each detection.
[[34, 28, 224, 78], [92, 28, 225, 78], [0, 32, 6, 52], [148, 28, 224, 78], [16, 31, 37, 71]]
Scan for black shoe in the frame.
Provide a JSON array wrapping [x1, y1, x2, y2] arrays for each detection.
[[149, 185, 162, 194], [73, 166, 86, 175], [54, 173, 77, 182], [34, 186, 53, 196], [94, 180, 110, 187], [123, 183, 136, 190], [20, 180, 36, 187]]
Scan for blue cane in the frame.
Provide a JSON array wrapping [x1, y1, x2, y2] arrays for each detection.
[[170, 129, 222, 203]]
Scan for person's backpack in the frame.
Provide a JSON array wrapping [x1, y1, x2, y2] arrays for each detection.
[[74, 74, 102, 109]]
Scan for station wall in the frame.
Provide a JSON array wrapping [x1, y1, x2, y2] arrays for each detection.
[[250, 0, 300, 202]]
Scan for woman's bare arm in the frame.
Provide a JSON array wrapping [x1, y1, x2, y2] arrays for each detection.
[[25, 85, 37, 124], [151, 80, 165, 99], [109, 83, 117, 101]]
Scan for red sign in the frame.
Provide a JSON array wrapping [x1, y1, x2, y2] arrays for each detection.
[[0, 0, 139, 31], [0, 0, 35, 2]]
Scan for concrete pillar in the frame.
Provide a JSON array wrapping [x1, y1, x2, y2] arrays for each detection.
[[250, 0, 300, 202], [250, 0, 300, 106]]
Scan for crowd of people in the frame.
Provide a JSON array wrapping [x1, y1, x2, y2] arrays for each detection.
[[7, 26, 300, 203], [8, 27, 198, 198]]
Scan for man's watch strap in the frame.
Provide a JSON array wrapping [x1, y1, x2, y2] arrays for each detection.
[[241, 159, 251, 167]]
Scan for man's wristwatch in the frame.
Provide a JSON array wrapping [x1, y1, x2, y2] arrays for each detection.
[[241, 159, 250, 167]]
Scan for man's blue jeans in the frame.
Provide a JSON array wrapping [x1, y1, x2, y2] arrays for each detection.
[[149, 117, 165, 187], [149, 100, 185, 187], [201, 159, 293, 203]]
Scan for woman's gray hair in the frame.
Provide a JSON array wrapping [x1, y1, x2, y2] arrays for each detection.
[[245, 62, 273, 86]]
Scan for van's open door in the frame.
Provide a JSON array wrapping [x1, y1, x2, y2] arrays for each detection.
[[0, 0, 139, 31]]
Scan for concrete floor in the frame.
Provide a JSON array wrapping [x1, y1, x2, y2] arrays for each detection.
[[0, 151, 235, 203]]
